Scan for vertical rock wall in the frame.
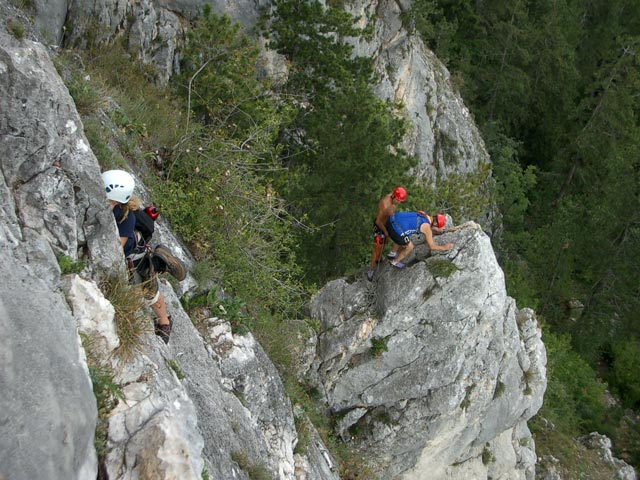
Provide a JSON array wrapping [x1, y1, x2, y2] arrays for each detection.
[[0, 21, 121, 480], [347, 0, 489, 181]]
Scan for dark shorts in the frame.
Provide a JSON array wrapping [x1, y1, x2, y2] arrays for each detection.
[[385, 219, 410, 245]]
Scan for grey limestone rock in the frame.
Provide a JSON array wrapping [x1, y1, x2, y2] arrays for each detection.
[[0, 27, 124, 273], [0, 253, 98, 480], [346, 0, 489, 183], [31, 0, 68, 44], [578, 433, 637, 480], [305, 223, 547, 479], [0, 16, 338, 478]]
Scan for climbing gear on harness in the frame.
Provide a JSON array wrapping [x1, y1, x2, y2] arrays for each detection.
[[125, 206, 160, 270], [374, 233, 384, 262], [392, 186, 407, 202], [133, 207, 157, 243], [145, 205, 160, 220], [102, 170, 135, 204]]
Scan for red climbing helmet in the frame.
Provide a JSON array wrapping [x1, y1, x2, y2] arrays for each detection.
[[392, 186, 407, 202], [434, 214, 447, 229]]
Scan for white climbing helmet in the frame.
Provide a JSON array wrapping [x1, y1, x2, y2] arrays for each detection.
[[101, 170, 135, 204]]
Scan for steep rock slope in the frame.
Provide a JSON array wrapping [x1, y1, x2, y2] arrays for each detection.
[[0, 24, 114, 480], [347, 0, 488, 180], [0, 22, 337, 480], [303, 226, 547, 479]]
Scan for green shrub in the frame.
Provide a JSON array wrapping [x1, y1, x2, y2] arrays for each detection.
[[409, 164, 493, 225], [218, 296, 254, 336], [370, 336, 388, 357], [175, 7, 274, 132], [57, 254, 86, 275], [160, 77, 303, 320], [266, 0, 414, 284], [538, 330, 606, 433], [610, 339, 640, 407], [181, 288, 218, 314]]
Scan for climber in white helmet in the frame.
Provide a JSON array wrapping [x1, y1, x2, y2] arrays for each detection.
[[102, 169, 185, 344]]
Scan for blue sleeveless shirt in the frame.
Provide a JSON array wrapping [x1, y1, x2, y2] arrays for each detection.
[[388, 212, 430, 236]]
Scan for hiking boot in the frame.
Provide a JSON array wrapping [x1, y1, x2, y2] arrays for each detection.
[[391, 260, 406, 269], [153, 245, 186, 281], [387, 251, 398, 259], [154, 316, 173, 344], [366, 269, 375, 282]]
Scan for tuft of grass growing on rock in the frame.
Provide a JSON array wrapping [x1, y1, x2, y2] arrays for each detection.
[[54, 54, 109, 116], [427, 258, 459, 278], [9, 0, 34, 9], [493, 380, 506, 399], [460, 385, 474, 411], [7, 19, 26, 39], [230, 451, 272, 480], [81, 41, 183, 151], [166, 359, 185, 380], [481, 445, 494, 465], [83, 117, 126, 169], [370, 336, 388, 357], [100, 273, 149, 360]]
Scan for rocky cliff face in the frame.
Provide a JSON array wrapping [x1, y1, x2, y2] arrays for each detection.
[[303, 226, 546, 479], [346, 0, 488, 181], [0, 22, 111, 480], [29, 0, 488, 184]]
